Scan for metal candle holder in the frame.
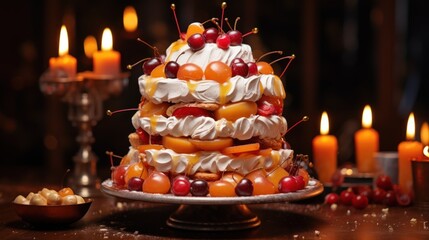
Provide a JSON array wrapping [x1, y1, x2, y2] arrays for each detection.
[[40, 70, 129, 197]]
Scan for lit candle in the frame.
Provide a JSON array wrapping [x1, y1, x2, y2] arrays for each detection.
[[93, 28, 121, 76], [354, 105, 379, 173], [49, 25, 77, 78], [421, 121, 429, 146], [123, 6, 138, 32], [423, 146, 429, 160], [398, 113, 424, 193], [312, 111, 338, 184]]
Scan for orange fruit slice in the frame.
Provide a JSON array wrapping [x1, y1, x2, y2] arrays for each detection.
[[189, 138, 233, 151], [222, 143, 260, 155], [214, 101, 257, 121], [162, 135, 198, 153], [137, 144, 164, 152]]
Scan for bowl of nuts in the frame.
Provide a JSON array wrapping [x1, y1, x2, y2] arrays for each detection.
[[12, 187, 92, 226]]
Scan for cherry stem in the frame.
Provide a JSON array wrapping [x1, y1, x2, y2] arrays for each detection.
[[61, 169, 71, 188], [105, 151, 123, 160], [211, 18, 224, 34], [220, 2, 227, 32], [224, 18, 233, 30], [234, 17, 241, 30], [106, 151, 114, 167], [175, 51, 185, 62], [285, 116, 309, 134], [202, 18, 219, 26], [256, 50, 283, 62], [127, 57, 150, 70], [137, 38, 160, 57], [269, 54, 295, 78], [242, 27, 258, 38], [106, 108, 139, 116], [170, 4, 182, 39]]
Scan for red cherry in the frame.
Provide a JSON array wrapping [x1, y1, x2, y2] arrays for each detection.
[[231, 62, 249, 77], [190, 179, 209, 196], [165, 61, 180, 78], [352, 185, 373, 203], [383, 190, 397, 206], [247, 62, 258, 77], [278, 176, 298, 193], [216, 34, 230, 49], [187, 33, 205, 51], [352, 194, 369, 210], [395, 191, 411, 206], [203, 28, 219, 43], [127, 177, 143, 191], [227, 30, 242, 46], [143, 57, 162, 75], [372, 188, 387, 204], [340, 189, 355, 205], [172, 107, 213, 118], [111, 165, 128, 188], [293, 175, 306, 190], [171, 175, 191, 196], [324, 193, 339, 205], [375, 174, 393, 191]]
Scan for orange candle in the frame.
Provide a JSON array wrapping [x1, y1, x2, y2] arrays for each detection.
[[312, 111, 338, 184], [93, 28, 121, 76], [398, 113, 424, 193], [49, 25, 77, 78], [354, 105, 379, 173]]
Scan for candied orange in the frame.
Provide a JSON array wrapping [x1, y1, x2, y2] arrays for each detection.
[[150, 64, 166, 78], [214, 101, 257, 121], [185, 22, 205, 40], [209, 179, 236, 197], [256, 61, 274, 74], [204, 61, 232, 83], [266, 167, 289, 191], [140, 101, 170, 117], [189, 138, 233, 151], [162, 135, 198, 153], [222, 143, 260, 155], [177, 63, 203, 81], [124, 161, 148, 184], [137, 144, 164, 152], [142, 171, 171, 194]]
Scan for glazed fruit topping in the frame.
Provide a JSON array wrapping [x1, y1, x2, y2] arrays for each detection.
[[172, 107, 213, 118]]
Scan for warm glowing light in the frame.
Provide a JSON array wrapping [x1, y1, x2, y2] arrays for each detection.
[[83, 35, 98, 58], [59, 25, 69, 56], [320, 111, 330, 135], [421, 122, 429, 146], [424, 146, 429, 158], [362, 105, 373, 128], [406, 113, 416, 141], [101, 28, 113, 51], [123, 6, 138, 32]]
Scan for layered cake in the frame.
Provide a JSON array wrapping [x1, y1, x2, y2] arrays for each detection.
[[110, 4, 310, 196]]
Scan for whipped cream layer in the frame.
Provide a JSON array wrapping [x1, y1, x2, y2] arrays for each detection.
[[139, 74, 286, 104], [136, 148, 293, 176], [165, 41, 255, 70], [132, 113, 287, 140]]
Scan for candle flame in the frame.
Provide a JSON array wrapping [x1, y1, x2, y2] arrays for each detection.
[[101, 28, 113, 51], [362, 105, 373, 128], [320, 111, 330, 135], [424, 146, 429, 158], [421, 122, 429, 146], [83, 35, 98, 58], [406, 112, 416, 141], [123, 6, 138, 32], [59, 25, 69, 56]]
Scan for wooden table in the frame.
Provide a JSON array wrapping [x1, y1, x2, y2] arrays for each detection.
[[1, 179, 429, 240]]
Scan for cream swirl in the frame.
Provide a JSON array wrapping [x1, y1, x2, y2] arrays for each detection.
[[132, 113, 287, 140], [165, 42, 255, 70], [139, 74, 286, 104], [143, 148, 294, 176]]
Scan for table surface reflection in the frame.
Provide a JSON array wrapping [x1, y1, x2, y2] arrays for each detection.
[[1, 179, 428, 240]]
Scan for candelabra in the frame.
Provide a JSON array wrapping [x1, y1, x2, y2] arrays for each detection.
[[40, 70, 129, 197]]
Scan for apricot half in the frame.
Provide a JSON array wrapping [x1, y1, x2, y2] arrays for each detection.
[[189, 138, 233, 151], [214, 101, 257, 121], [162, 135, 198, 153]]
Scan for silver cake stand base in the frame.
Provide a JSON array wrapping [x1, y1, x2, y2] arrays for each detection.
[[101, 178, 323, 231], [40, 71, 129, 197]]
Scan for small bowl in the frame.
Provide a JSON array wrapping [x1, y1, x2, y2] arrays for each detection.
[[12, 199, 92, 226]]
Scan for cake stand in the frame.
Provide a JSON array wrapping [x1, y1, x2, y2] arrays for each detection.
[[101, 178, 323, 231], [40, 70, 129, 197]]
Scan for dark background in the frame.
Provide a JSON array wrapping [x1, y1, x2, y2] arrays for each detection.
[[0, 0, 428, 182]]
